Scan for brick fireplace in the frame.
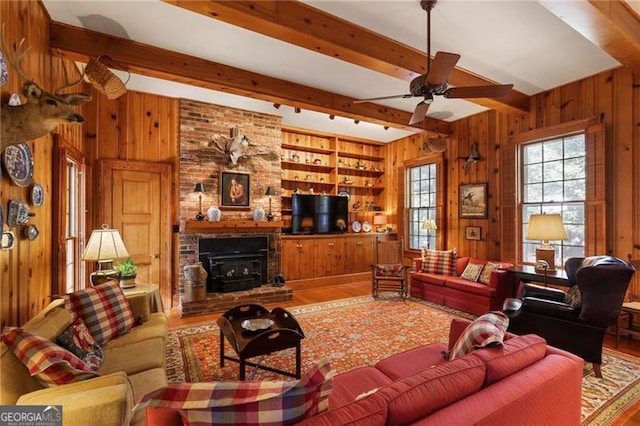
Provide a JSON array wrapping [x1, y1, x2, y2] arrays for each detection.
[[178, 99, 290, 317]]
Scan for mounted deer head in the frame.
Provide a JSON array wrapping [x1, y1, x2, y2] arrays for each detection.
[[0, 29, 92, 151]]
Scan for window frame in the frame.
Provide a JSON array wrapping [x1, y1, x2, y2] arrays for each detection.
[[403, 154, 445, 252]]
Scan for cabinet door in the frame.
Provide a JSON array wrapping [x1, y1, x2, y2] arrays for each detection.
[[316, 238, 345, 277], [346, 236, 375, 274], [282, 239, 302, 281], [297, 240, 317, 279]]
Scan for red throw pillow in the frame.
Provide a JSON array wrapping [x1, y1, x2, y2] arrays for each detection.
[[1, 329, 97, 387], [375, 264, 405, 278], [65, 281, 136, 346]]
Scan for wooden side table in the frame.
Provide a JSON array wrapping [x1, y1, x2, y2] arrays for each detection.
[[616, 301, 640, 348]]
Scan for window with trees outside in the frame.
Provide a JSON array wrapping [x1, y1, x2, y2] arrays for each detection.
[[521, 134, 586, 266], [407, 162, 438, 250]]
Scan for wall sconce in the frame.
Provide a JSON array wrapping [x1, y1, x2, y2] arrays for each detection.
[[193, 182, 206, 221], [265, 186, 276, 222], [81, 224, 129, 286], [526, 213, 567, 272], [422, 219, 437, 249]]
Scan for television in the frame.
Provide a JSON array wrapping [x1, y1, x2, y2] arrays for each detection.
[[291, 194, 348, 234]]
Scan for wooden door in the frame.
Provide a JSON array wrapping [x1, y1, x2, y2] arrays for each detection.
[[98, 160, 172, 309]]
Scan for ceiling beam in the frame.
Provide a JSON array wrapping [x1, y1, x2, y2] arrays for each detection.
[[49, 22, 451, 135], [539, 0, 640, 75], [163, 0, 530, 115]]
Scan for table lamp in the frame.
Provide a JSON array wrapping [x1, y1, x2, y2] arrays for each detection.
[[265, 186, 276, 221], [526, 213, 567, 273], [194, 182, 206, 221], [373, 214, 388, 233], [82, 224, 130, 286], [422, 219, 437, 249]]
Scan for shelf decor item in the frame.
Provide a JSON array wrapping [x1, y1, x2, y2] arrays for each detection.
[[193, 182, 206, 221], [265, 186, 276, 221], [207, 206, 221, 222], [253, 206, 265, 221]]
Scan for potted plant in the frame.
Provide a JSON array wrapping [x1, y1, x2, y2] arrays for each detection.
[[116, 257, 138, 288]]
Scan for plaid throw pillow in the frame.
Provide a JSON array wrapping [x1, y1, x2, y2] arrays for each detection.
[[65, 281, 136, 346], [449, 312, 509, 360], [135, 358, 334, 426], [479, 262, 502, 285], [421, 248, 457, 276], [55, 318, 104, 371], [1, 329, 97, 387], [375, 264, 405, 278]]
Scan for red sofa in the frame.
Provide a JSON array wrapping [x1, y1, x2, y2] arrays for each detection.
[[299, 318, 584, 426], [411, 257, 517, 316]]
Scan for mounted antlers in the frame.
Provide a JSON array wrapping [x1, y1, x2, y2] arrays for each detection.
[[0, 28, 92, 151], [204, 127, 278, 167]]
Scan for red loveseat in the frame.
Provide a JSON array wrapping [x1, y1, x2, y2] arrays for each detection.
[[411, 256, 517, 316], [299, 318, 583, 426]]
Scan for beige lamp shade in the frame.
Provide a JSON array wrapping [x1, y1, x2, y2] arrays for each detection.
[[526, 214, 567, 273], [526, 214, 567, 244], [82, 224, 129, 261], [422, 219, 437, 231], [373, 215, 388, 225]]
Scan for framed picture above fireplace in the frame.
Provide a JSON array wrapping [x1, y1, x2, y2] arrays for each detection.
[[221, 171, 250, 209]]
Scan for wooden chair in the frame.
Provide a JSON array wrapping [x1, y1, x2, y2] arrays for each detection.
[[372, 237, 408, 298], [615, 257, 640, 348]]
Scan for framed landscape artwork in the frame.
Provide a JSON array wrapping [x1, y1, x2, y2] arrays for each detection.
[[459, 183, 488, 219], [221, 171, 250, 209]]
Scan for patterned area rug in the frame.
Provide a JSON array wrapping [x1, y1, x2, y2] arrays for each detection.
[[165, 296, 640, 425]]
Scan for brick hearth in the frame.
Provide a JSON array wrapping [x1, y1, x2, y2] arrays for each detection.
[[179, 285, 292, 318]]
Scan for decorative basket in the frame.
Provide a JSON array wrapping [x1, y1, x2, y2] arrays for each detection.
[[85, 56, 128, 100]]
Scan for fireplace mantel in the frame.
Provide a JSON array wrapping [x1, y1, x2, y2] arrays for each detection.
[[184, 220, 283, 233]]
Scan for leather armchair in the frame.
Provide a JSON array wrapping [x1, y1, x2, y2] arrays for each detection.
[[504, 256, 635, 378]]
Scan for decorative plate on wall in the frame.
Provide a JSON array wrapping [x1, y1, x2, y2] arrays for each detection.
[[352, 220, 362, 233], [31, 183, 44, 207], [3, 143, 34, 187], [362, 221, 372, 233]]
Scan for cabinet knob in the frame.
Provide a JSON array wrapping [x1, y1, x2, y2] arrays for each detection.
[[356, 241, 363, 246], [328, 242, 335, 247]]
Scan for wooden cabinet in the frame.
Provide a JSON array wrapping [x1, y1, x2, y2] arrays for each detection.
[[281, 238, 317, 281], [282, 234, 392, 286], [280, 128, 387, 229]]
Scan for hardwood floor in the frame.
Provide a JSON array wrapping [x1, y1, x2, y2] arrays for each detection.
[[166, 281, 640, 425]]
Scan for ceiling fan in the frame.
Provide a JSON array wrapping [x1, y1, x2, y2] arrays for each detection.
[[354, 0, 514, 125]]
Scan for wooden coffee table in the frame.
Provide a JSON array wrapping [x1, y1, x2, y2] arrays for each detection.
[[217, 304, 305, 380]]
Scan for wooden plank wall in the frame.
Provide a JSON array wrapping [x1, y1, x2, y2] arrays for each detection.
[[387, 67, 640, 298], [1, 1, 85, 327]]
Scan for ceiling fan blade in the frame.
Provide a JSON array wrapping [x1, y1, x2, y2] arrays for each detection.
[[426, 52, 461, 86], [353, 94, 414, 103], [409, 101, 431, 125], [443, 84, 514, 99]]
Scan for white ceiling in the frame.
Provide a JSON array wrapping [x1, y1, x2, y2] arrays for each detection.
[[42, 0, 624, 142]]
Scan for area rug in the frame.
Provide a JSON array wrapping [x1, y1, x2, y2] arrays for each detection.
[[165, 296, 640, 425]]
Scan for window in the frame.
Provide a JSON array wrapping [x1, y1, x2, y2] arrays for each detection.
[[407, 162, 438, 250], [53, 138, 87, 295], [521, 134, 585, 266]]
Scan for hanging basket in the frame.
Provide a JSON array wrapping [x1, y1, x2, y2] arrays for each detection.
[[85, 56, 129, 100]]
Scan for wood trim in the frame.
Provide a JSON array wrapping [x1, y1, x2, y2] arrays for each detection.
[[49, 22, 450, 135], [509, 117, 600, 144], [184, 221, 283, 233], [163, 0, 529, 115]]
